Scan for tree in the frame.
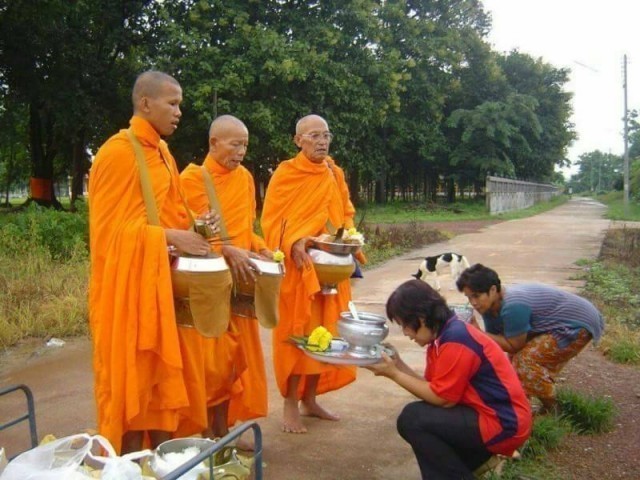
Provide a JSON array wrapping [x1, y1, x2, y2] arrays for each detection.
[[0, 87, 29, 205], [0, 0, 153, 208]]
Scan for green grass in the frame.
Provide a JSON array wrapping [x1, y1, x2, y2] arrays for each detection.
[[556, 388, 616, 434], [576, 225, 640, 365], [358, 195, 568, 224], [595, 191, 640, 221]]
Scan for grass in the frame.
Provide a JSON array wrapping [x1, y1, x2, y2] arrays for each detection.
[[484, 388, 616, 480], [576, 227, 640, 366], [556, 388, 616, 434], [0, 243, 88, 349], [357, 195, 568, 224], [595, 191, 640, 221]]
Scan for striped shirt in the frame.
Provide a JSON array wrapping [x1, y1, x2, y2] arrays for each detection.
[[482, 284, 605, 348]]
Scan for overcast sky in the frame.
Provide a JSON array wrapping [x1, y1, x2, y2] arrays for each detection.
[[481, 0, 639, 176]]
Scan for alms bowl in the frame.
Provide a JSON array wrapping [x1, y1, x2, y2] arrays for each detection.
[[309, 238, 363, 255], [337, 311, 389, 357]]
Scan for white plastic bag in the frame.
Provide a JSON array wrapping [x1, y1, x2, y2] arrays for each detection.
[[0, 433, 147, 480]]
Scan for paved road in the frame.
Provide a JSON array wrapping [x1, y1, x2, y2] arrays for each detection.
[[0, 197, 610, 478]]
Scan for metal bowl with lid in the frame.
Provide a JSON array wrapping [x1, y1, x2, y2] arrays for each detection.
[[337, 311, 389, 357]]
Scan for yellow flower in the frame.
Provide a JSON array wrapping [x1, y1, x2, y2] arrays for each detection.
[[306, 326, 333, 352], [273, 249, 285, 263], [347, 227, 358, 236]]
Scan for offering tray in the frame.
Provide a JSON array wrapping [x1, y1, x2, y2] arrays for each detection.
[[309, 237, 363, 256], [292, 338, 393, 366]]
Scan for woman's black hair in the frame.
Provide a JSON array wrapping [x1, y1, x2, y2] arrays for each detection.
[[385, 279, 453, 335], [456, 263, 502, 294]]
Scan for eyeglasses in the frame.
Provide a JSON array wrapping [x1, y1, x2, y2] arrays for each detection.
[[300, 132, 334, 142]]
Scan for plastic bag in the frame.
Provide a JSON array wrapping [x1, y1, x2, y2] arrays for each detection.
[[0, 433, 148, 480]]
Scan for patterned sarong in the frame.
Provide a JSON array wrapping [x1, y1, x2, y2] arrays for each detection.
[[512, 328, 592, 403]]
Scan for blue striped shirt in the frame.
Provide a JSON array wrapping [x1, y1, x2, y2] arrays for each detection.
[[482, 284, 604, 348]]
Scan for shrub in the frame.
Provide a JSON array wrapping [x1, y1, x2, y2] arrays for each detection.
[[0, 203, 89, 259]]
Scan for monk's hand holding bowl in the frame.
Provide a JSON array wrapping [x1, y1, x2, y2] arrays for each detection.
[[222, 245, 257, 283], [165, 229, 211, 256], [291, 237, 312, 270], [194, 210, 221, 238]]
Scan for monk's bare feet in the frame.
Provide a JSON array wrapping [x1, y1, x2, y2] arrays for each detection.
[[300, 399, 340, 421], [282, 398, 307, 433]]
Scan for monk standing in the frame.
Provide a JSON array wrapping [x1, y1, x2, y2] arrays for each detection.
[[261, 114, 361, 433], [180, 115, 271, 447], [88, 71, 218, 453]]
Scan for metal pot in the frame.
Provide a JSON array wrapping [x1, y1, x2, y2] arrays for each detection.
[[337, 311, 389, 357]]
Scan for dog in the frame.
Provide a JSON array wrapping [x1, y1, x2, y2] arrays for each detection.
[[412, 252, 470, 291]]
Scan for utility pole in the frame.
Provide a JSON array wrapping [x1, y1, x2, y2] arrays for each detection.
[[623, 55, 630, 215]]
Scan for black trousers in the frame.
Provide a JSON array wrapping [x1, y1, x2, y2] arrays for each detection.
[[397, 401, 492, 480]]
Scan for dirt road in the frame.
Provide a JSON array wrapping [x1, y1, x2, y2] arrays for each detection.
[[1, 197, 627, 479]]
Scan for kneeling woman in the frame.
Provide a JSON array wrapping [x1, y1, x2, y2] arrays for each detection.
[[366, 280, 531, 479]]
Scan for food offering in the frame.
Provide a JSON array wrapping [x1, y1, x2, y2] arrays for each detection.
[[308, 228, 365, 294], [289, 323, 393, 366]]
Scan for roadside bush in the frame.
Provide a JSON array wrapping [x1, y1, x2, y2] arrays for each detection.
[[360, 222, 450, 267], [0, 203, 89, 259]]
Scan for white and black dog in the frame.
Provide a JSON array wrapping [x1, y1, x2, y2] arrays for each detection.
[[412, 252, 470, 291]]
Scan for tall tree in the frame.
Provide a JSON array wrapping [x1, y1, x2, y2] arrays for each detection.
[[0, 0, 152, 208]]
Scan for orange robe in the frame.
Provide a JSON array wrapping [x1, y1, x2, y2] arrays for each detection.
[[88, 116, 191, 453], [179, 155, 268, 427], [261, 152, 357, 398]]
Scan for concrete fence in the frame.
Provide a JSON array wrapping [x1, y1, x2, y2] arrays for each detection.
[[485, 176, 561, 215]]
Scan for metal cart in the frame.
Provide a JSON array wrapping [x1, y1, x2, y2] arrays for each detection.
[[1, 383, 262, 479], [0, 384, 38, 460]]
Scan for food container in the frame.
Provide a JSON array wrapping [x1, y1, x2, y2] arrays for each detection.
[[337, 311, 389, 357], [308, 248, 355, 294], [150, 438, 215, 480], [309, 237, 363, 255]]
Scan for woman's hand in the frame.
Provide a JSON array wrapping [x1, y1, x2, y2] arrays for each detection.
[[363, 352, 398, 378]]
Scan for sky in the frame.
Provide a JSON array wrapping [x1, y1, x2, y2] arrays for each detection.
[[481, 0, 640, 177]]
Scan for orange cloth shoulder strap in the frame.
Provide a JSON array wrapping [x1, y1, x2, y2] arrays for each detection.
[[126, 128, 194, 227], [200, 166, 230, 243]]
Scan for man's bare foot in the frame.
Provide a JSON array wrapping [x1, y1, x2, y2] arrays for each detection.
[[282, 399, 307, 433], [300, 400, 340, 421]]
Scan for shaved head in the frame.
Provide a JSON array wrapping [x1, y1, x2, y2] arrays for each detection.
[[208, 115, 249, 170], [295, 114, 328, 135], [132, 71, 180, 111], [209, 114, 248, 139]]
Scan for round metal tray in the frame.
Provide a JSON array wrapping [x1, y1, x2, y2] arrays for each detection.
[[309, 238, 363, 255]]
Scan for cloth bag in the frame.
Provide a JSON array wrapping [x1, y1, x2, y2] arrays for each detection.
[[127, 129, 233, 338], [200, 166, 281, 328]]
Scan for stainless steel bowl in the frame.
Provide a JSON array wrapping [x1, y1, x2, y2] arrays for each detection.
[[337, 311, 389, 357], [309, 238, 363, 255], [151, 437, 216, 479]]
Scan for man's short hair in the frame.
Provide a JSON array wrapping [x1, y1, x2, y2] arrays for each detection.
[[456, 263, 501, 293], [131, 70, 179, 109]]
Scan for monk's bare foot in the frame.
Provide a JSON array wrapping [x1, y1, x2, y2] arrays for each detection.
[[300, 400, 340, 421], [282, 399, 307, 433]]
